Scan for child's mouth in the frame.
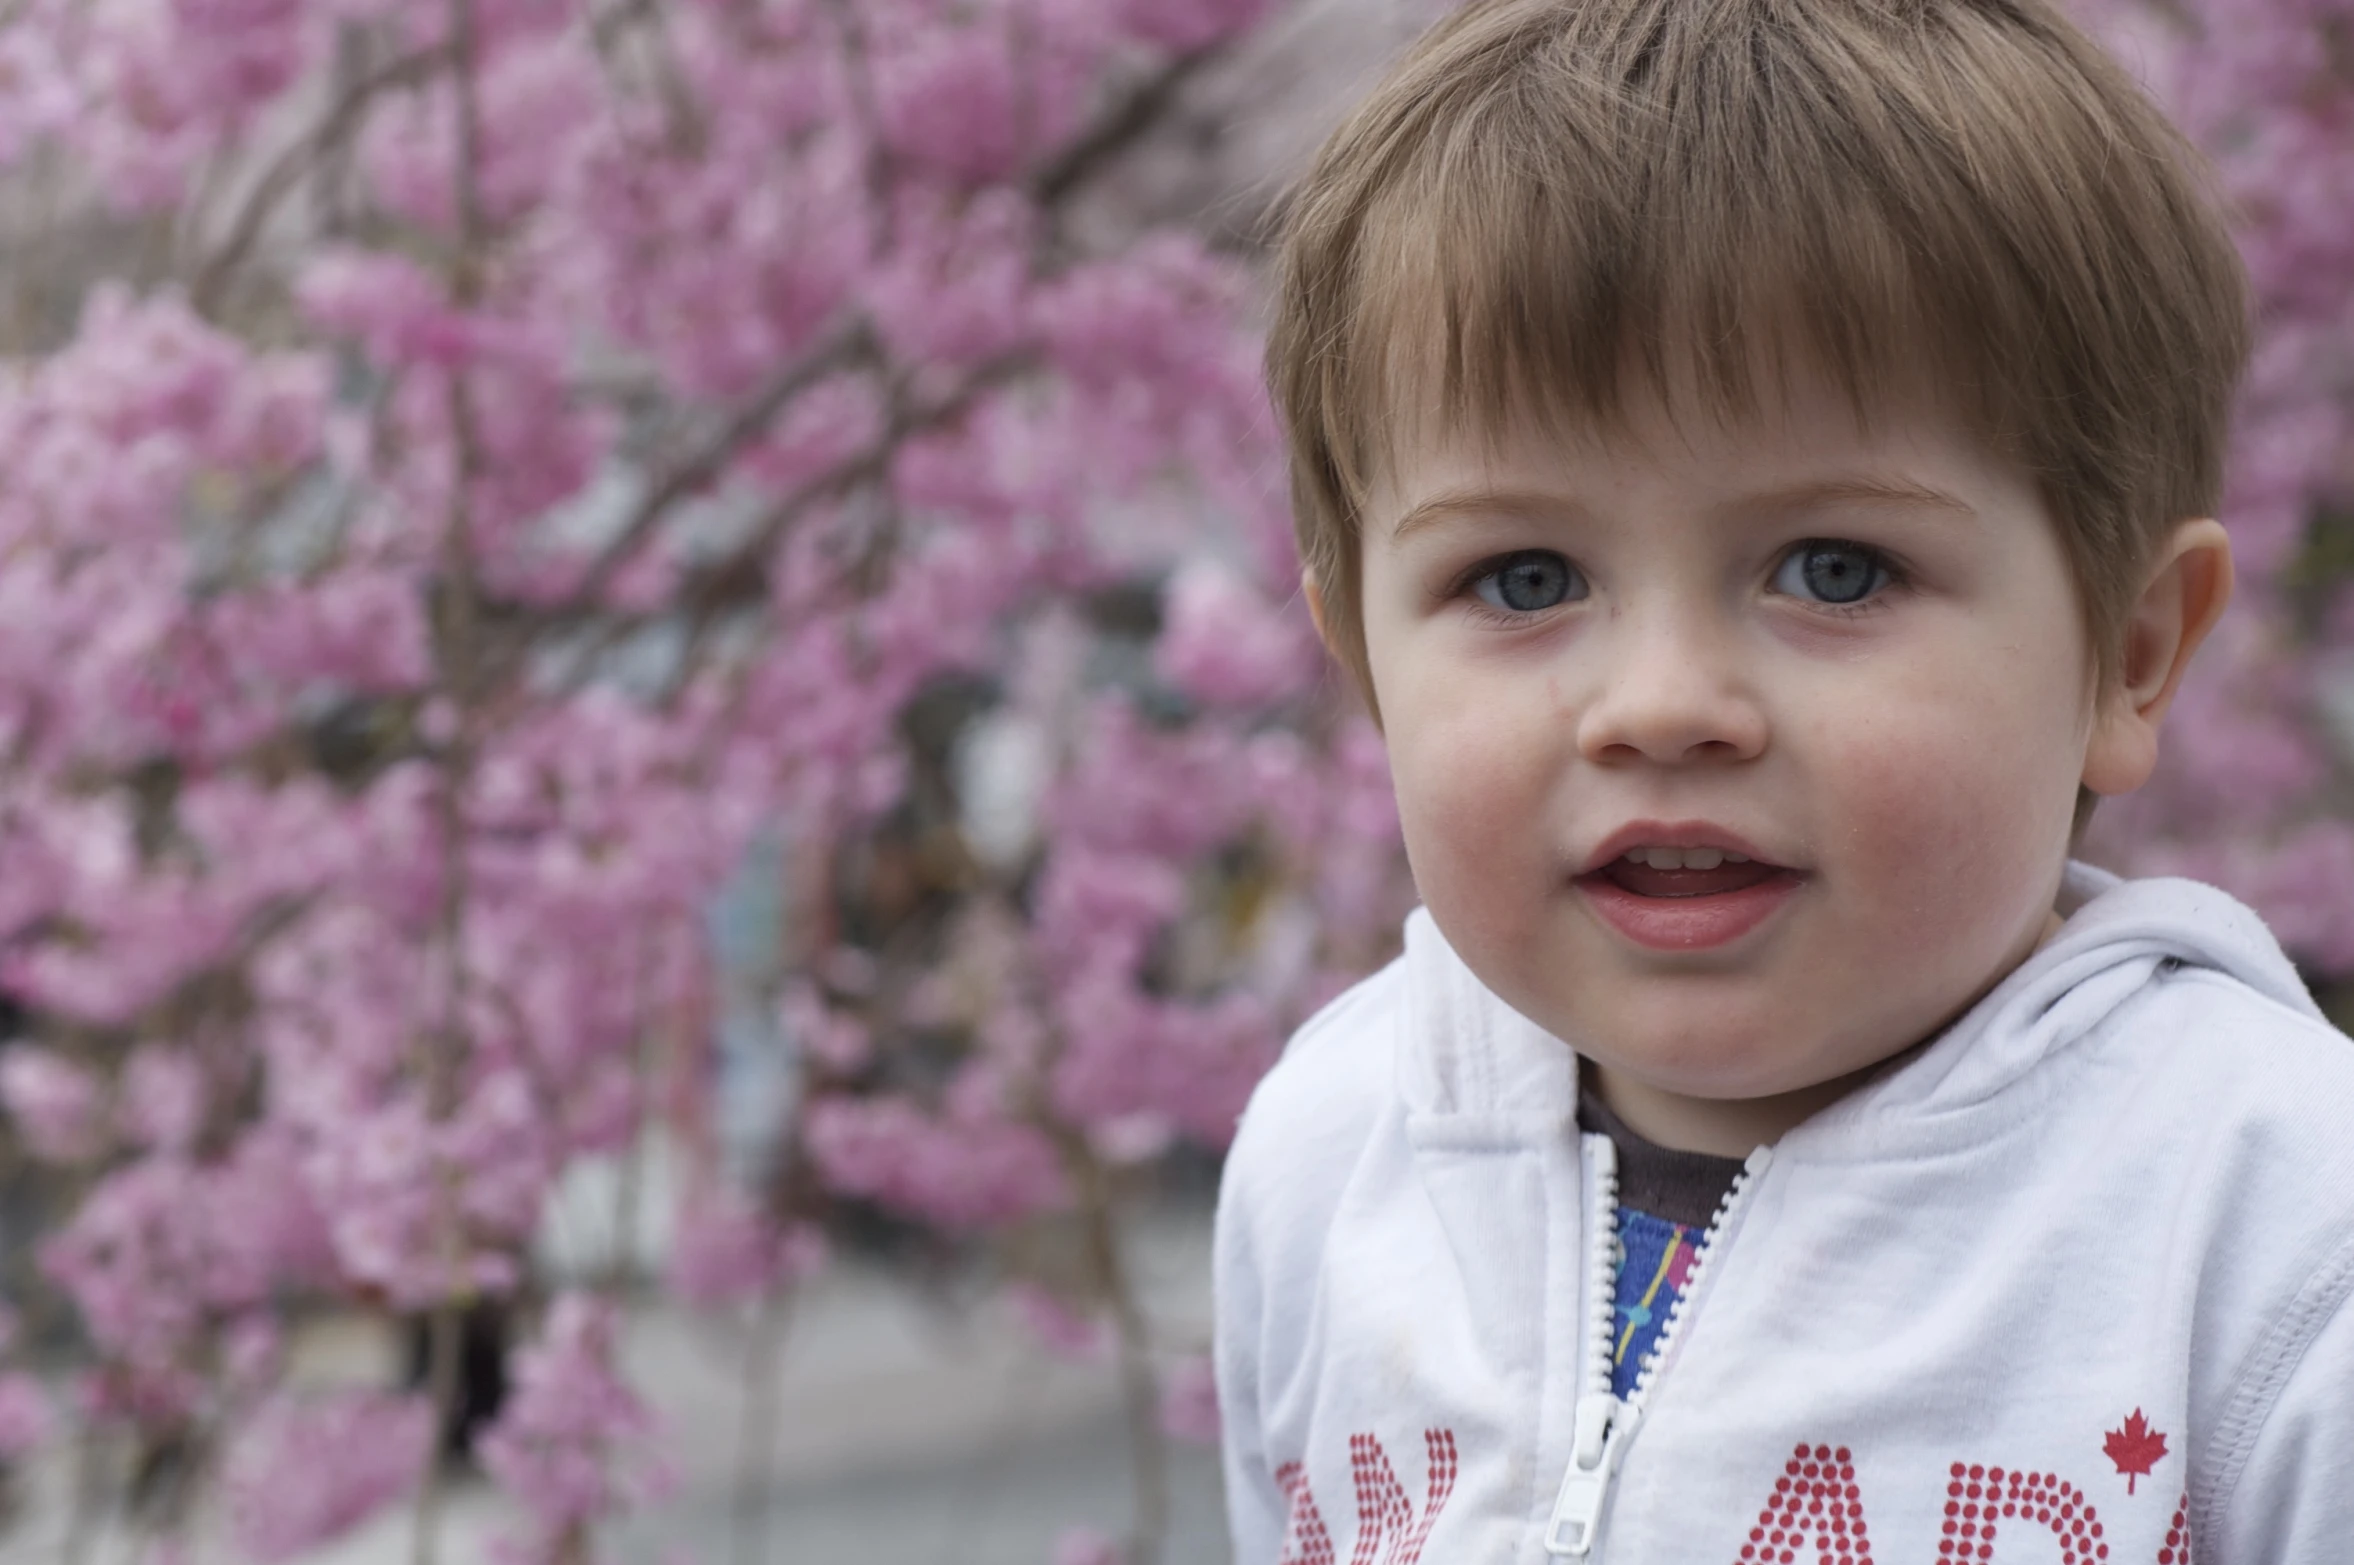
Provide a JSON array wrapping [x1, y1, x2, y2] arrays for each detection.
[[1575, 848, 1804, 950], [1596, 851, 1788, 899]]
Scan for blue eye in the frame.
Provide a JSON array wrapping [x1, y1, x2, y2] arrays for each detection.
[[1473, 551, 1586, 613], [1773, 541, 1888, 605]]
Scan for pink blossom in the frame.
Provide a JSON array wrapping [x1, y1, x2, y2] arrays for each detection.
[[295, 250, 479, 369], [1157, 1353, 1221, 1445], [779, 984, 873, 1074], [479, 1295, 668, 1555], [360, 34, 599, 232], [120, 1046, 206, 1153], [0, 27, 79, 166], [1, 1048, 107, 1163], [2079, 0, 2354, 973], [0, 1374, 55, 1458], [0, 0, 1393, 1546], [8, 0, 2347, 1554], [1037, 237, 1248, 400], [804, 1085, 1071, 1230], [875, 25, 1029, 183], [867, 190, 1037, 366], [224, 1392, 434, 1562], [219, 1313, 283, 1396], [1034, 848, 1186, 980], [61, 0, 318, 205], [1116, 0, 1273, 50], [1154, 561, 1321, 708], [1053, 1526, 1127, 1565], [1052, 983, 1277, 1149], [300, 1080, 557, 1308], [1008, 1282, 1112, 1362], [666, 1189, 827, 1308], [871, 7, 1102, 184], [40, 1139, 335, 1379]]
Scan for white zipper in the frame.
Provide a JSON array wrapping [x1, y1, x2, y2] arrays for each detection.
[[1543, 1134, 1772, 1559]]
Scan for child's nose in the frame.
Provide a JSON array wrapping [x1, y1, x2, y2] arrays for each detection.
[[1571, 606, 1769, 767]]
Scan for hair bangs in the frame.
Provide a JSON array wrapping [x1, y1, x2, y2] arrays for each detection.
[[1271, 0, 2249, 708], [1341, 116, 2002, 498]]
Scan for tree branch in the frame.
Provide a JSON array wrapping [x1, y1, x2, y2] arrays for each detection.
[[540, 349, 1026, 696], [550, 317, 881, 624], [1029, 48, 1218, 209], [413, 4, 491, 1560], [190, 42, 453, 318], [1076, 1148, 1169, 1565]]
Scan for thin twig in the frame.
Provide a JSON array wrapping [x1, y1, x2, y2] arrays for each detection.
[[543, 349, 1025, 696], [551, 318, 879, 621], [729, 1290, 795, 1565], [1029, 49, 1217, 208], [410, 1302, 464, 1565], [633, 0, 710, 155], [1077, 1150, 1168, 1565], [588, 0, 660, 50], [60, 1420, 100, 1565], [174, 137, 239, 284], [424, 11, 486, 1126], [411, 3, 491, 1561], [605, 935, 665, 1290], [190, 43, 453, 317], [817, 0, 897, 231]]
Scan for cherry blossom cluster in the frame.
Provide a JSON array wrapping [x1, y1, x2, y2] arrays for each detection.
[[2081, 0, 2354, 966], [0, 0, 2341, 1560], [477, 1296, 668, 1564], [0, 0, 1402, 1560]]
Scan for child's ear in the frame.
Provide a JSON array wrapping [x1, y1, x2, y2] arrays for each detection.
[[1299, 567, 1384, 728], [1301, 567, 1333, 651], [2081, 518, 2234, 797]]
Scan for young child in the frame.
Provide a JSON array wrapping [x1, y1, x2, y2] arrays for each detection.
[[1213, 0, 2354, 1560]]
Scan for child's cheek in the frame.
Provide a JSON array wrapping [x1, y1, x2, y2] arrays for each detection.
[[1813, 690, 2078, 962], [1387, 695, 1563, 951]]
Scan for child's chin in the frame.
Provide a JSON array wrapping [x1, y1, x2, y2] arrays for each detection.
[[1592, 1032, 1848, 1103]]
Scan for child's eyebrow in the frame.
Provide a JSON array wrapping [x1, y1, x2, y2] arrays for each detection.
[[1743, 475, 1981, 523], [1388, 488, 1592, 542], [1387, 474, 1978, 543]]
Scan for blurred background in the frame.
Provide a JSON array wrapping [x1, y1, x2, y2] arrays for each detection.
[[0, 1, 2341, 1562]]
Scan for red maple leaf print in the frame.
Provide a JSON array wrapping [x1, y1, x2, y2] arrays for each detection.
[[2103, 1409, 2169, 1494]]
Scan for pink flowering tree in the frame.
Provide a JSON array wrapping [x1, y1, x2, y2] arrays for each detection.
[[0, 1, 1409, 1561], [0, 0, 2343, 1560], [2081, 0, 2354, 983]]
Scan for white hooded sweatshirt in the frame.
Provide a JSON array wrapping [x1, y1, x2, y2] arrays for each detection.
[[1215, 867, 2354, 1564]]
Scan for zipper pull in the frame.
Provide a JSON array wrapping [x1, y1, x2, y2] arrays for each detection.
[[1545, 1392, 1639, 1557]]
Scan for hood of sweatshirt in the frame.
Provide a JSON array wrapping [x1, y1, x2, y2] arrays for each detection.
[[1223, 864, 2354, 1565]]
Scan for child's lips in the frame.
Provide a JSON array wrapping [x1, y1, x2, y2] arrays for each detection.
[[1575, 820, 1783, 877], [1573, 861, 1805, 950], [1592, 857, 1786, 898]]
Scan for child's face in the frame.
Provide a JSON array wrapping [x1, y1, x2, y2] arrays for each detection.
[[1354, 366, 2132, 1137]]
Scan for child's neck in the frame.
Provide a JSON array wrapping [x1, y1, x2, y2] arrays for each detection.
[[1587, 1064, 1881, 1158], [1588, 908, 2069, 1157]]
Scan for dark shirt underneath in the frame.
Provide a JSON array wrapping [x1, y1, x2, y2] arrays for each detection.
[[1578, 1077, 1747, 1395], [1577, 1080, 1747, 1228]]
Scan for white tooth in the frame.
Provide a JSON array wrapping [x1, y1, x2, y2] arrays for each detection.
[[1724, 851, 1749, 864], [1684, 848, 1724, 870], [1641, 847, 1677, 870]]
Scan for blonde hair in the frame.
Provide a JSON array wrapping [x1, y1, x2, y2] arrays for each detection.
[[1270, 0, 2250, 707]]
